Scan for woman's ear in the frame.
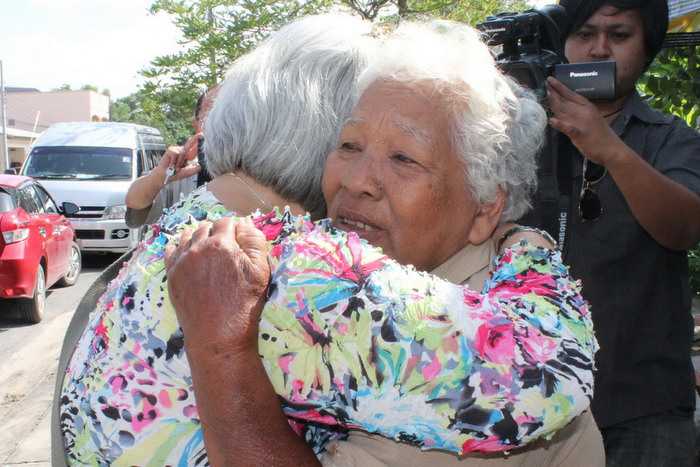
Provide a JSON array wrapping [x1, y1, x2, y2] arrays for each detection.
[[468, 188, 506, 245]]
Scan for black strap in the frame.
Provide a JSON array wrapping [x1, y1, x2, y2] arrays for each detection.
[[518, 129, 574, 253], [556, 133, 574, 255]]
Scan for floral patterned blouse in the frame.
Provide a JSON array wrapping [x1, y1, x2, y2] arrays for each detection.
[[59, 188, 598, 466]]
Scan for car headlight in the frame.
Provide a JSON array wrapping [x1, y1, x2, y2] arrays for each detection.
[[102, 204, 127, 220]]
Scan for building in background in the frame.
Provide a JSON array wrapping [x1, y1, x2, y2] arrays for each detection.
[[0, 126, 41, 170], [1, 87, 110, 168], [7, 87, 110, 133]]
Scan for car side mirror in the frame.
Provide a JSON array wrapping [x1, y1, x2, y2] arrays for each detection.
[[4, 168, 17, 175], [61, 201, 80, 216]]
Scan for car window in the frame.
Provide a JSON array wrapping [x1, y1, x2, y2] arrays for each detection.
[[31, 184, 59, 213], [17, 186, 41, 214], [0, 189, 16, 213]]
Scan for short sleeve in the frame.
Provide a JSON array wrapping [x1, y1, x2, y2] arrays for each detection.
[[654, 122, 700, 197]]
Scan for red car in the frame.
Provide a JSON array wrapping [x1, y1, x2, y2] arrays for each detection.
[[0, 174, 82, 323]]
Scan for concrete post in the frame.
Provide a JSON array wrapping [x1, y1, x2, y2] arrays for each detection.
[[0, 60, 9, 172]]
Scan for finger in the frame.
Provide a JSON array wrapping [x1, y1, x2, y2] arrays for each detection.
[[171, 163, 201, 181], [184, 134, 201, 161], [190, 221, 213, 246], [235, 218, 268, 260], [546, 81, 565, 105], [549, 117, 579, 139], [210, 216, 237, 238], [547, 77, 589, 105], [155, 151, 172, 173], [167, 227, 194, 271], [164, 243, 177, 272], [174, 147, 188, 170]]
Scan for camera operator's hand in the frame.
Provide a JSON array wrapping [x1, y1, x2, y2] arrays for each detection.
[[546, 77, 624, 168], [159, 134, 202, 183]]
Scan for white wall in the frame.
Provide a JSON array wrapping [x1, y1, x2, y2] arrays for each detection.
[[7, 90, 110, 132]]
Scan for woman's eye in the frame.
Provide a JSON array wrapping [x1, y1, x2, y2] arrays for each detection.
[[391, 153, 416, 164], [339, 142, 361, 152]]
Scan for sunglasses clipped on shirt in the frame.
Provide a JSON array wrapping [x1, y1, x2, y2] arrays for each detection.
[[579, 158, 607, 222]]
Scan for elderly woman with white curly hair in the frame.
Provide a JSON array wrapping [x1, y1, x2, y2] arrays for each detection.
[[56, 13, 602, 467]]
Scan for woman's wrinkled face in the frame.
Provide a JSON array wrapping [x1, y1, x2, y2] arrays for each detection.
[[322, 80, 483, 272]]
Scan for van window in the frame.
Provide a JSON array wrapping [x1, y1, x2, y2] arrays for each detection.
[[148, 149, 164, 169], [24, 146, 133, 180], [137, 150, 146, 176]]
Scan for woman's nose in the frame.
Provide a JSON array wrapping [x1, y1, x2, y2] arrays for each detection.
[[341, 152, 383, 199]]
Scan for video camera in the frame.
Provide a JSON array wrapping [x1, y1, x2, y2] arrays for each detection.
[[477, 5, 616, 249], [477, 5, 615, 101]]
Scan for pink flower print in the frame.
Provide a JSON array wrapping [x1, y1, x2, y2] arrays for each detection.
[[474, 322, 516, 365], [518, 327, 558, 363], [462, 435, 511, 453]]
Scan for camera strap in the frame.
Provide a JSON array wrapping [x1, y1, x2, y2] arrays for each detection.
[[555, 133, 574, 255]]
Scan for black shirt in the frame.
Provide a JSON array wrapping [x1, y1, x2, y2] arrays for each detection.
[[529, 92, 700, 428]]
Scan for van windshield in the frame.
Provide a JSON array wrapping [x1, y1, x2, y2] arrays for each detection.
[[23, 146, 133, 180]]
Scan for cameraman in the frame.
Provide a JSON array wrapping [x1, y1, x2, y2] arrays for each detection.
[[543, 1, 700, 465], [125, 87, 218, 228]]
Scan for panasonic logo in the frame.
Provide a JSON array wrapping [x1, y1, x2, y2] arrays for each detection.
[[570, 71, 599, 78], [486, 27, 507, 33]]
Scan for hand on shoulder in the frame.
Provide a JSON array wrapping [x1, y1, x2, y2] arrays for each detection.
[[495, 223, 557, 253]]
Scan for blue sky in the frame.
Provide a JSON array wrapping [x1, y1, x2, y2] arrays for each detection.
[[1, 1, 545, 100], [1, 1, 179, 99]]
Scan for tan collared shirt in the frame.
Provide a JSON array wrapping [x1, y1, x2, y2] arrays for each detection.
[[321, 240, 604, 467]]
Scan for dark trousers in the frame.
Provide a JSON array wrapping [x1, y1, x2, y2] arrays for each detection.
[[601, 411, 696, 467]]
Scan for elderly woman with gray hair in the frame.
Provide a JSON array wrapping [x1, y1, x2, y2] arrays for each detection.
[[56, 13, 601, 467]]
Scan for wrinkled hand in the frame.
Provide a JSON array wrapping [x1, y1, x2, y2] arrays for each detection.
[[155, 134, 202, 183], [164, 217, 271, 354], [494, 223, 556, 253], [546, 77, 622, 167]]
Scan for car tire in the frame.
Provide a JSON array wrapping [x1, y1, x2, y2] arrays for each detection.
[[57, 242, 82, 287], [18, 264, 46, 324]]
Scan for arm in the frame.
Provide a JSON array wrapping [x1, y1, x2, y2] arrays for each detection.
[[547, 77, 700, 250], [169, 213, 596, 457], [260, 224, 596, 454], [165, 218, 320, 467]]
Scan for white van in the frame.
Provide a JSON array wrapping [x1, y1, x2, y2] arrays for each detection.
[[21, 122, 166, 253]]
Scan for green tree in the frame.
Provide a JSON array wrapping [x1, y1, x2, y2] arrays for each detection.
[[52, 83, 72, 91], [80, 84, 99, 92], [116, 0, 530, 144], [638, 45, 700, 296], [126, 0, 332, 144], [341, 0, 528, 24], [639, 46, 700, 128]]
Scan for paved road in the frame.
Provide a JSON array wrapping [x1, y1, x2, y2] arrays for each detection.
[[0, 253, 118, 467]]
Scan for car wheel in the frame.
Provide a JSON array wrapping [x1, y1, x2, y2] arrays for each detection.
[[57, 242, 82, 287], [18, 264, 46, 324]]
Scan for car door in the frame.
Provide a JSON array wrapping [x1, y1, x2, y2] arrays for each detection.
[[16, 184, 56, 282], [31, 183, 73, 279]]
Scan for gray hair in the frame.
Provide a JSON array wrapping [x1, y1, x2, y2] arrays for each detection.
[[358, 21, 546, 222], [204, 14, 373, 218]]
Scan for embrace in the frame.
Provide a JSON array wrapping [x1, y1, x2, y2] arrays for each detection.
[[54, 13, 602, 467]]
